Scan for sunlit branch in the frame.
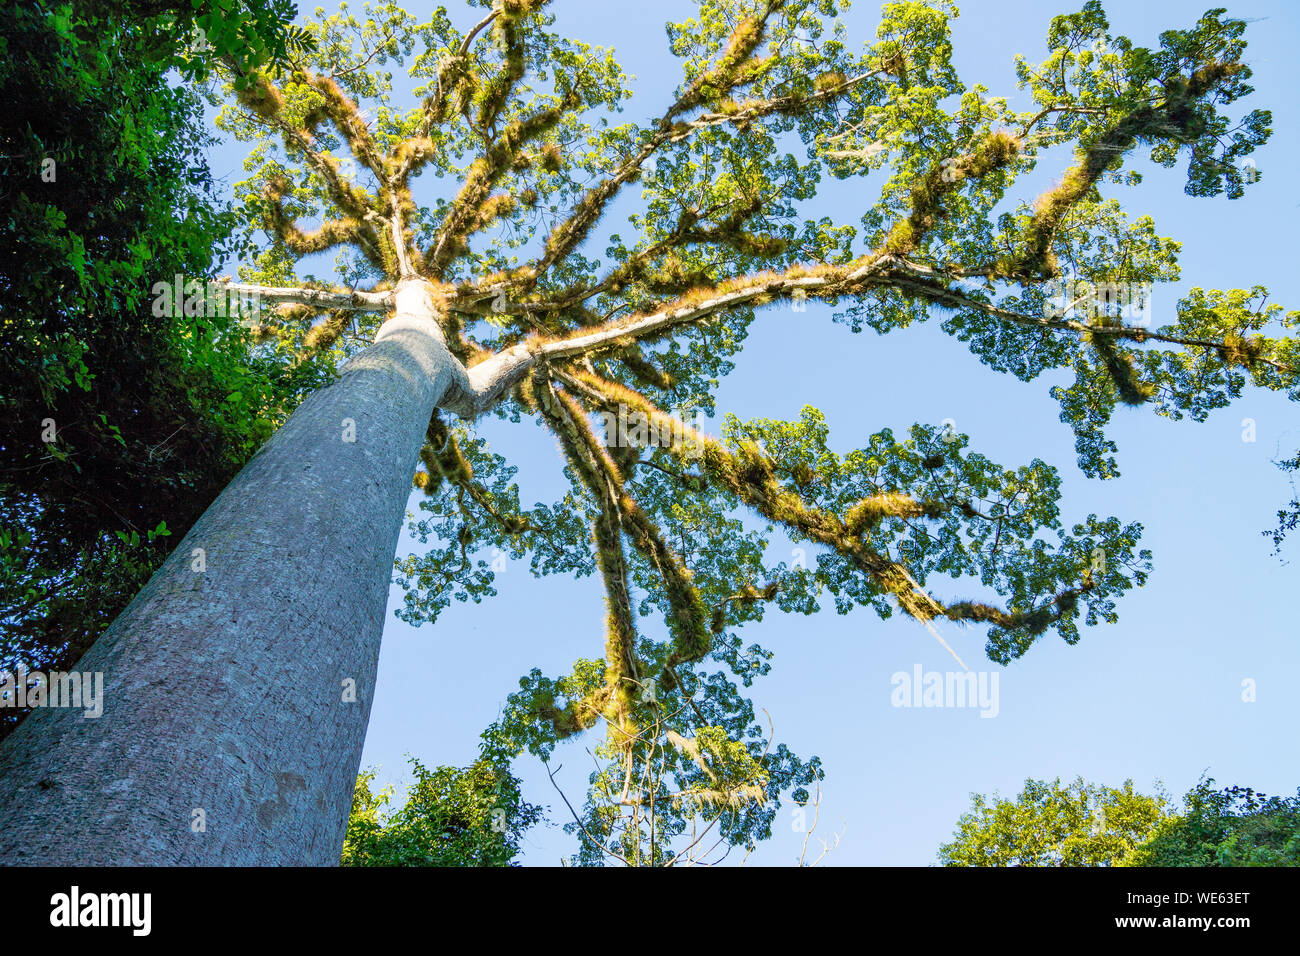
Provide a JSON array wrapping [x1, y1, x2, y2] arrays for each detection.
[[996, 57, 1250, 277], [423, 93, 576, 277], [491, 0, 866, 295], [212, 280, 394, 311], [556, 384, 713, 681], [882, 268, 1296, 375], [421, 8, 501, 135], [557, 369, 1094, 637], [538, 379, 642, 748]]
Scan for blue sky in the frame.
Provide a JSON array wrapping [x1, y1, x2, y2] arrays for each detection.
[[210, 0, 1300, 864]]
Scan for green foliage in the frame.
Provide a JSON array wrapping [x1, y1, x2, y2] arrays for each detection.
[[719, 408, 1151, 662], [940, 776, 1300, 866], [0, 2, 325, 737], [77, 0, 317, 80], [938, 776, 1168, 866], [342, 757, 544, 866], [1122, 779, 1300, 867]]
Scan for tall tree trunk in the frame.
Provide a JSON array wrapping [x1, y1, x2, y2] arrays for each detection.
[[0, 280, 457, 865]]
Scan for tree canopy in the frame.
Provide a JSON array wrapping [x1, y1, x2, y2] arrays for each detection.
[[195, 0, 1297, 864], [3, 0, 1287, 864]]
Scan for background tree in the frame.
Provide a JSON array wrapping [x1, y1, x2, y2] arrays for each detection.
[[940, 776, 1300, 866], [0, 0, 1294, 865], [342, 755, 542, 866], [1124, 779, 1300, 867], [938, 776, 1169, 866]]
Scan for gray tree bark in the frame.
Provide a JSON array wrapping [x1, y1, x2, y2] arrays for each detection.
[[0, 280, 464, 865]]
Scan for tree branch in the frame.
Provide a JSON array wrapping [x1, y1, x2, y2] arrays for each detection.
[[212, 280, 395, 312]]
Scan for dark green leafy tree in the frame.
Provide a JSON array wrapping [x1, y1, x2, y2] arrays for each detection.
[[0, 1, 326, 732], [76, 0, 317, 80], [343, 756, 543, 866], [1124, 779, 1300, 866], [1, 0, 1294, 865]]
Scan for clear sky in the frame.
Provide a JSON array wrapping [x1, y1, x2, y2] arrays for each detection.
[[209, 0, 1300, 865]]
